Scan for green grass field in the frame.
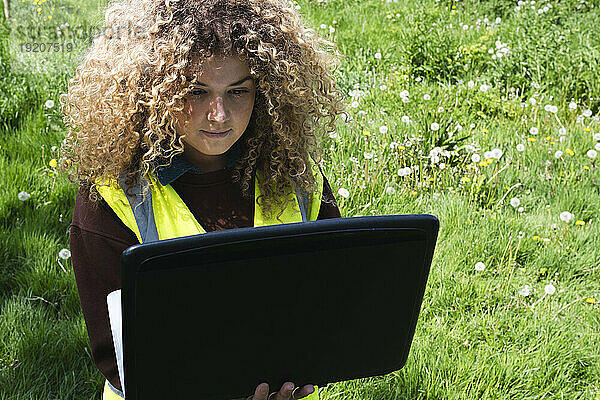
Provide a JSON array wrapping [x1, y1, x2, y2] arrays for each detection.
[[1, 0, 599, 398]]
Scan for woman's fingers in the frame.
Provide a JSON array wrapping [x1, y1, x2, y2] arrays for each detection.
[[269, 382, 295, 400], [248, 382, 269, 400], [291, 385, 315, 399]]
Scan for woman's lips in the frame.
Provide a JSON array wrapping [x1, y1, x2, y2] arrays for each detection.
[[201, 129, 231, 138]]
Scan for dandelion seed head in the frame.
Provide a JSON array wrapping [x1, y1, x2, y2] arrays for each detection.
[[544, 282, 556, 295], [379, 125, 388, 134], [475, 262, 485, 271], [516, 144, 525, 152], [530, 127, 539, 135], [337, 188, 350, 198], [18, 191, 30, 201], [45, 99, 55, 109], [519, 285, 531, 296], [58, 248, 71, 260], [587, 149, 597, 159], [559, 211, 574, 223], [510, 197, 520, 207]]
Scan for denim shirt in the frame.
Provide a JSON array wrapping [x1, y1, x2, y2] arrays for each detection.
[[152, 140, 244, 186]]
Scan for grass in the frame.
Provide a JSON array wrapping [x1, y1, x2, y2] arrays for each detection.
[[1, 0, 599, 398]]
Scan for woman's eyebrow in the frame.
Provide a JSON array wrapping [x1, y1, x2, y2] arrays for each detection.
[[185, 76, 253, 86]]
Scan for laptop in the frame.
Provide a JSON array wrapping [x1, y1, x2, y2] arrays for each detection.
[[108, 214, 439, 399]]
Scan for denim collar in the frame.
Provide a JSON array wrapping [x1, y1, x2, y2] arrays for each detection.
[[151, 140, 244, 186]]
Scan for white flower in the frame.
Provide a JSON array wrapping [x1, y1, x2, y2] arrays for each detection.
[[439, 163, 446, 169], [437, 106, 444, 113], [374, 52, 382, 60], [351, 101, 359, 108], [45, 99, 55, 109], [518, 207, 524, 213], [470, 123, 476, 129], [510, 197, 520, 207], [594, 133, 600, 141], [529, 98, 537, 105], [484, 151, 493, 159], [495, 17, 501, 24], [424, 94, 431, 100], [51, 145, 57, 152], [468, 80, 475, 88], [401, 115, 411, 123], [559, 211, 574, 223], [559, 127, 567, 136], [380, 84, 387, 90], [399, 90, 409, 98], [401, 96, 409, 103], [475, 262, 485, 271], [471, 154, 481, 163], [398, 167, 412, 176], [569, 101, 577, 111], [530, 127, 539, 135], [329, 26, 335, 33], [385, 186, 396, 195], [58, 248, 72, 260], [544, 283, 556, 295], [456, 123, 463, 132], [587, 149, 597, 159], [337, 188, 350, 198], [544, 105, 558, 113], [320, 23, 327, 29], [329, 131, 338, 139], [18, 191, 30, 201], [516, 144, 525, 152], [491, 148, 503, 159], [389, 141, 399, 150], [415, 76, 422, 82], [582, 109, 593, 117], [518, 285, 531, 296], [554, 150, 563, 158], [364, 152, 374, 159], [379, 125, 388, 134], [430, 122, 440, 131], [595, 142, 600, 151], [479, 84, 490, 92]]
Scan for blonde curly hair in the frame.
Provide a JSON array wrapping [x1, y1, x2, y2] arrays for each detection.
[[59, 0, 345, 221]]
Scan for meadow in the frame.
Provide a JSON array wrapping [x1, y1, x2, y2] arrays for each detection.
[[1, 0, 599, 398]]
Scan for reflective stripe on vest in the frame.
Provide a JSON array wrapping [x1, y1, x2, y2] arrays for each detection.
[[95, 157, 323, 243]]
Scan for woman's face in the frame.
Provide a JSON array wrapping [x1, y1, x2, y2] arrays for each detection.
[[175, 53, 256, 171]]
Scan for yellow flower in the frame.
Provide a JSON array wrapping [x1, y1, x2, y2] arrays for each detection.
[[551, 141, 555, 144], [398, 145, 405, 150], [51, 7, 54, 10], [461, 177, 471, 182], [49, 159, 57, 168], [545, 136, 551, 141], [478, 161, 487, 166], [363, 130, 371, 136], [566, 148, 574, 156], [37, 7, 41, 11], [533, 235, 541, 240], [584, 127, 590, 132], [48, 15, 52, 19], [586, 298, 596, 304], [482, 129, 488, 133], [528, 137, 536, 142], [575, 220, 585, 226], [504, 186, 510, 190], [411, 190, 417, 196], [452, 5, 456, 8], [584, 165, 590, 170], [429, 177, 435, 182]]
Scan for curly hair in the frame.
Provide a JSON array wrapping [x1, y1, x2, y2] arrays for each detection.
[[59, 0, 346, 221]]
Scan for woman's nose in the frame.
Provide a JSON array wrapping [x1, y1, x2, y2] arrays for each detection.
[[207, 96, 229, 123]]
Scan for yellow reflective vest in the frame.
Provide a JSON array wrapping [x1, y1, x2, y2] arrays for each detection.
[[96, 158, 323, 400]]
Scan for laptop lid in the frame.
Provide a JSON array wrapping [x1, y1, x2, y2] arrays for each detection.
[[120, 214, 439, 400]]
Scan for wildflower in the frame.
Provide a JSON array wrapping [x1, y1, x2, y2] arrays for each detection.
[[575, 220, 585, 226], [594, 133, 600, 141], [544, 283, 556, 295], [374, 52, 382, 60], [329, 26, 335, 33], [596, 142, 600, 151], [58, 248, 71, 260], [430, 122, 440, 131], [470, 123, 476, 129], [519, 285, 531, 296], [18, 191, 30, 201], [516, 144, 525, 152], [559, 127, 566, 136], [379, 125, 388, 134], [566, 148, 574, 156], [510, 197, 520, 207], [529, 98, 537, 106], [385, 186, 396, 195], [428, 177, 435, 182], [544, 105, 558, 113], [410, 190, 417, 195], [582, 109, 592, 117], [380, 84, 387, 90], [364, 152, 374, 159], [468, 80, 475, 88], [528, 138, 536, 142], [586, 298, 596, 304], [45, 99, 54, 108], [456, 123, 463, 132], [401, 115, 411, 123], [491, 148, 503, 159], [554, 150, 563, 158], [518, 207, 524, 213], [329, 131, 338, 139], [584, 166, 590, 170], [474, 262, 485, 271], [363, 130, 371, 136], [461, 177, 471, 182], [397, 167, 412, 176], [568, 101, 577, 111], [399, 90, 409, 98], [479, 84, 490, 92], [49, 159, 57, 168], [584, 127, 591, 132], [559, 211, 574, 223], [533, 235, 541, 240], [530, 127, 539, 135], [424, 94, 431, 101], [587, 149, 597, 159], [337, 188, 350, 198]]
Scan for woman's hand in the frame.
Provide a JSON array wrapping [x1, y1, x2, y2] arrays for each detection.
[[233, 381, 315, 400]]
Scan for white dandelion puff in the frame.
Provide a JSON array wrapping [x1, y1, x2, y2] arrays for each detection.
[[516, 144, 525, 152], [475, 262, 485, 271], [544, 282, 556, 295], [510, 197, 520, 208], [58, 248, 72, 260], [560, 211, 574, 223], [337, 188, 350, 198], [18, 191, 30, 201]]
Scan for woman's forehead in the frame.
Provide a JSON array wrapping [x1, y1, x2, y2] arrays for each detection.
[[186, 53, 250, 79]]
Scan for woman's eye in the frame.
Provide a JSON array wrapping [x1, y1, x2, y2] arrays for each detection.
[[230, 89, 249, 96], [191, 89, 206, 96]]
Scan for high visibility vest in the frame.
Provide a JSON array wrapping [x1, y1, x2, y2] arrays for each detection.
[[96, 158, 323, 400]]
